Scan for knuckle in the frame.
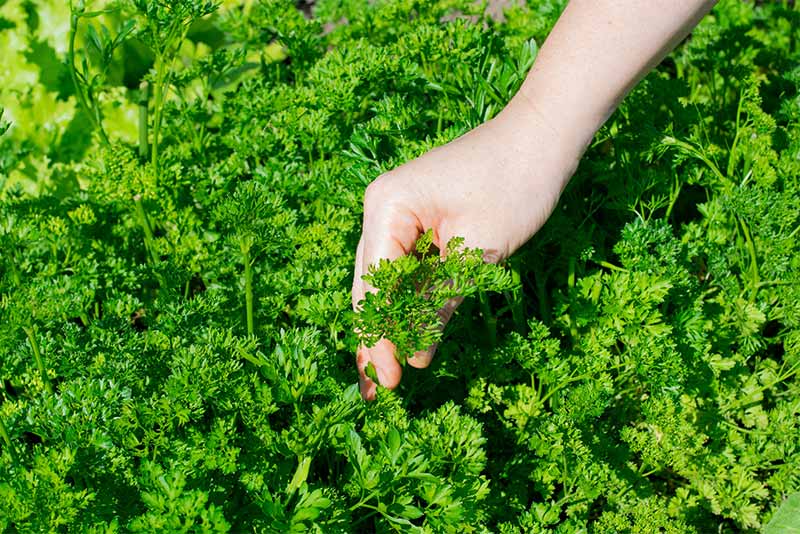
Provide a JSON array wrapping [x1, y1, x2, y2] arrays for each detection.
[[363, 175, 393, 209], [407, 353, 432, 369], [381, 372, 402, 390]]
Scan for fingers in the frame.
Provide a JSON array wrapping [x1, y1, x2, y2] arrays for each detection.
[[355, 339, 403, 402], [406, 237, 465, 369], [355, 346, 377, 400], [364, 338, 403, 386], [360, 189, 420, 283], [407, 296, 463, 368], [353, 177, 421, 400]]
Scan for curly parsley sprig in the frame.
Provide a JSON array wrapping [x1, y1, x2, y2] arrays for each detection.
[[353, 230, 517, 363]]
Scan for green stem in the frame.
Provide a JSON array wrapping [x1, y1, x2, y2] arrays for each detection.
[[68, 11, 109, 146], [196, 124, 206, 155], [23, 326, 52, 395], [0, 416, 11, 449], [244, 249, 254, 336], [534, 268, 551, 323], [0, 419, 11, 449], [727, 361, 800, 412], [148, 20, 188, 184], [567, 256, 576, 289], [349, 495, 381, 513], [0, 415, 14, 461], [151, 56, 167, 184], [594, 259, 628, 272], [505, 263, 525, 332], [661, 136, 725, 184], [8, 256, 21, 286], [138, 81, 149, 161], [134, 196, 159, 265], [665, 175, 683, 220], [478, 291, 497, 347], [539, 361, 628, 409], [561, 450, 571, 501], [350, 509, 379, 528], [639, 468, 660, 478], [737, 216, 759, 300], [709, 68, 719, 116], [330, 311, 341, 348], [567, 256, 578, 340], [727, 87, 745, 178]]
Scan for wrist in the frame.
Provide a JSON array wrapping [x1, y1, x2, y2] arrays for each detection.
[[505, 89, 598, 161], [493, 95, 589, 194]]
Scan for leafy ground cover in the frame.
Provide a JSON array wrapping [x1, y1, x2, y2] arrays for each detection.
[[1, 0, 799, 532]]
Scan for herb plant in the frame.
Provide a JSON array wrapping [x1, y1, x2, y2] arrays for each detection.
[[354, 230, 516, 362]]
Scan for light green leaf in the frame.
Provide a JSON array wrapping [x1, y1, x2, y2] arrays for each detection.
[[286, 456, 311, 497], [765, 493, 800, 534]]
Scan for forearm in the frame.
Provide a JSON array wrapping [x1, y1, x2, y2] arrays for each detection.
[[509, 0, 717, 159]]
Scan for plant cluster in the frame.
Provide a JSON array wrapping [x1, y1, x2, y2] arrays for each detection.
[[354, 230, 517, 363], [0, 0, 799, 532]]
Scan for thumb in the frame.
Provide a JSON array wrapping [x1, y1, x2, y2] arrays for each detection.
[[353, 179, 421, 399]]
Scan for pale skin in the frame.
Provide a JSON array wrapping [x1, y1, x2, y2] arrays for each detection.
[[352, 0, 718, 400]]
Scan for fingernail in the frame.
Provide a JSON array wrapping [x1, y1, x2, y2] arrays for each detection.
[[360, 378, 377, 401]]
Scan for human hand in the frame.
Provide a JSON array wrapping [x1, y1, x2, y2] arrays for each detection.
[[351, 98, 584, 400]]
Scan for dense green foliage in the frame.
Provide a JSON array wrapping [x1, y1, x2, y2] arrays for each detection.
[[355, 231, 517, 363], [1, 0, 799, 532]]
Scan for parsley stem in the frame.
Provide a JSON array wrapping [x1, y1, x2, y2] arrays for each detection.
[[725, 360, 799, 412], [665, 174, 682, 221], [562, 450, 572, 500], [134, 196, 159, 266], [149, 20, 188, 187], [68, 10, 109, 146], [350, 501, 383, 514], [478, 291, 497, 347], [594, 260, 627, 272], [661, 136, 725, 183], [506, 262, 525, 332], [0, 416, 14, 462], [349, 494, 377, 512], [138, 81, 149, 161], [727, 87, 744, 178], [639, 467, 659, 478], [534, 268, 551, 323], [567, 257, 576, 289], [244, 249, 254, 336], [350, 508, 379, 528], [23, 326, 52, 395], [8, 259, 21, 286], [151, 55, 167, 185], [0, 416, 11, 448], [737, 216, 760, 300]]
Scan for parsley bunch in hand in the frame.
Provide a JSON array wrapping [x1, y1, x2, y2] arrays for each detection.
[[351, 100, 579, 400]]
